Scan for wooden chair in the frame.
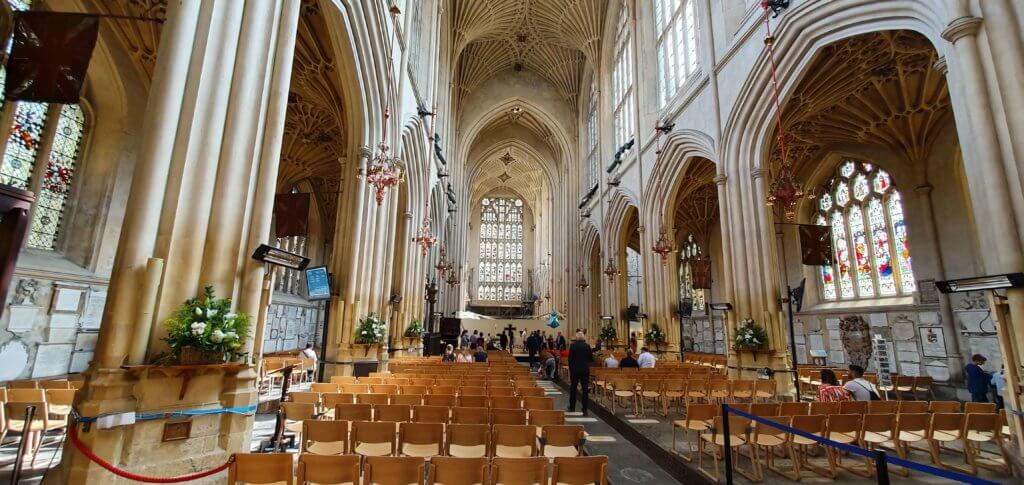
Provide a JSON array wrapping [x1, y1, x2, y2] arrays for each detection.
[[330, 375, 357, 385], [401, 385, 428, 395], [838, 400, 866, 415], [364, 456, 426, 485], [302, 419, 348, 455], [492, 424, 537, 458], [964, 402, 997, 414], [489, 396, 522, 409], [671, 403, 716, 461], [860, 414, 896, 458], [311, 383, 339, 394], [361, 377, 384, 385], [750, 416, 798, 481], [488, 387, 515, 397], [661, 379, 686, 416], [540, 425, 585, 458], [6, 381, 37, 389], [779, 402, 810, 416], [825, 414, 868, 477], [412, 405, 449, 424], [446, 423, 490, 458], [425, 394, 457, 407], [371, 384, 399, 395], [517, 387, 545, 398], [927, 413, 966, 471], [45, 388, 75, 421], [685, 378, 708, 405], [459, 395, 489, 408], [635, 380, 662, 417], [341, 383, 370, 394], [897, 401, 928, 414], [452, 407, 490, 425], [432, 386, 457, 396], [527, 409, 565, 428], [322, 393, 355, 416], [867, 400, 898, 414], [228, 452, 294, 484], [698, 416, 754, 481], [289, 391, 321, 411], [358, 393, 390, 406], [893, 375, 915, 400], [39, 380, 69, 390], [963, 412, 1009, 475], [754, 380, 776, 402], [606, 378, 637, 415], [5, 396, 62, 465], [522, 396, 553, 411], [789, 414, 831, 479], [809, 401, 840, 416], [351, 420, 397, 456], [428, 456, 488, 485], [461, 386, 487, 396], [376, 404, 411, 423], [335, 403, 373, 422], [912, 376, 935, 400], [491, 408, 527, 426], [707, 380, 730, 403], [391, 394, 423, 406], [929, 401, 961, 414], [281, 402, 316, 437], [551, 456, 608, 485], [893, 413, 930, 476], [297, 453, 360, 485], [489, 457, 548, 485], [730, 380, 755, 401], [398, 422, 444, 457], [750, 403, 780, 417]]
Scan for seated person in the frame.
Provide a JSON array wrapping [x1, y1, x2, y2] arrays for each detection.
[[619, 349, 639, 368], [472, 345, 488, 362], [603, 352, 619, 368], [817, 369, 850, 402]]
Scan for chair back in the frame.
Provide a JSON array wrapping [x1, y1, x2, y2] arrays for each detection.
[[39, 380, 70, 389], [289, 391, 320, 406], [452, 406, 490, 425], [330, 375, 357, 385], [965, 402, 997, 414], [398, 422, 444, 457], [427, 456, 487, 485], [779, 402, 810, 416], [6, 381, 37, 389], [302, 420, 348, 455], [459, 395, 489, 408], [297, 454, 359, 485], [425, 394, 456, 407], [809, 401, 840, 416], [528, 409, 565, 427], [522, 397, 553, 411], [897, 401, 928, 414], [866, 400, 898, 414], [391, 394, 423, 406], [310, 383, 339, 393], [228, 453, 294, 485], [491, 408, 527, 426], [351, 420, 398, 457], [322, 393, 355, 408], [490, 396, 522, 409], [446, 423, 490, 458], [371, 384, 398, 395], [490, 457, 549, 485], [358, 393, 390, 406], [281, 402, 316, 422], [335, 403, 373, 421], [929, 401, 961, 413], [7, 388, 45, 402], [376, 404, 411, 423], [492, 424, 538, 457], [551, 456, 608, 485], [750, 403, 779, 417], [364, 456, 426, 485]]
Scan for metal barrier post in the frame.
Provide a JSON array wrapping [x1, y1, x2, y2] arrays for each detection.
[[721, 404, 734, 485], [10, 405, 36, 485], [874, 449, 890, 485]]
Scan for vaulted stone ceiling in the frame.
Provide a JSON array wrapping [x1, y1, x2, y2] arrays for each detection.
[[772, 30, 952, 177], [670, 158, 718, 248], [452, 0, 608, 108], [470, 146, 546, 209], [92, 0, 165, 86]]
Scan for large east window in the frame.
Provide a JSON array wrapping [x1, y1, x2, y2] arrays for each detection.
[[477, 197, 524, 301], [0, 0, 88, 251], [611, 2, 633, 148], [654, 0, 698, 106], [678, 234, 706, 313], [815, 160, 916, 301]]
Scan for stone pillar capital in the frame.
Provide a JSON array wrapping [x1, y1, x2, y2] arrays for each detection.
[[714, 174, 728, 186], [933, 56, 948, 76], [942, 16, 982, 43], [358, 145, 374, 160], [750, 168, 767, 180]]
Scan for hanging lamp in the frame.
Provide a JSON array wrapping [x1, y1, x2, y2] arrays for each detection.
[[365, 6, 404, 205], [434, 245, 450, 278]]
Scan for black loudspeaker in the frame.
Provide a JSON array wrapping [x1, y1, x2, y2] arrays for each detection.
[[439, 318, 461, 338], [625, 304, 640, 322], [424, 333, 443, 356]]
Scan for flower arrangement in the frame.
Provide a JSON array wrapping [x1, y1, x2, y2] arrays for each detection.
[[599, 324, 617, 343], [355, 312, 387, 344], [734, 318, 768, 350], [404, 319, 424, 338], [645, 323, 667, 344], [163, 286, 250, 364]]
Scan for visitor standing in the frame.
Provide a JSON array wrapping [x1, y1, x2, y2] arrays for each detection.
[[567, 332, 593, 415], [965, 354, 992, 403], [637, 347, 656, 368], [499, 331, 508, 352], [993, 366, 1006, 409], [460, 330, 470, 349], [526, 331, 541, 369], [300, 343, 317, 381], [556, 332, 566, 350]]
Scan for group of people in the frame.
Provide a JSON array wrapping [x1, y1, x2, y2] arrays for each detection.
[[964, 353, 1006, 407], [440, 343, 490, 363], [601, 347, 657, 369]]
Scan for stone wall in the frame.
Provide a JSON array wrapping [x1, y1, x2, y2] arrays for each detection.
[[262, 293, 324, 354], [681, 315, 725, 355], [0, 272, 106, 382]]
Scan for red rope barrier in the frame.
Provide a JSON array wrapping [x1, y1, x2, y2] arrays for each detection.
[[69, 423, 233, 483]]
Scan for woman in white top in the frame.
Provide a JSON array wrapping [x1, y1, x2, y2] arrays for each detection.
[[603, 353, 619, 368]]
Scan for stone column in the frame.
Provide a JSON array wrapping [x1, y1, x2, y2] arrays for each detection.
[[56, 2, 300, 483]]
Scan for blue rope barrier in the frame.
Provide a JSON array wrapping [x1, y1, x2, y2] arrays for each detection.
[[75, 404, 258, 423], [723, 405, 1003, 485]]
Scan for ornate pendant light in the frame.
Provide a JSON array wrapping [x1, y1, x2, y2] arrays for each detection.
[[759, 0, 809, 221], [446, 266, 460, 288], [414, 216, 436, 256], [652, 228, 674, 265], [366, 7, 404, 205], [576, 269, 590, 291], [649, 123, 675, 266], [434, 245, 450, 278], [603, 256, 620, 281]]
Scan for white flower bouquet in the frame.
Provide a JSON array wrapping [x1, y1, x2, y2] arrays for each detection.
[[734, 318, 768, 350], [163, 286, 250, 364], [355, 312, 388, 344]]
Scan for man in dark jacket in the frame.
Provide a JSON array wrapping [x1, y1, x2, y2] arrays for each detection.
[[965, 354, 992, 402], [567, 332, 593, 415], [526, 331, 541, 369], [499, 331, 508, 352]]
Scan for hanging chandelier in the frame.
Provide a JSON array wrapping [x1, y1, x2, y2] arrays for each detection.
[[365, 7, 404, 205], [759, 0, 809, 222], [576, 271, 590, 291], [434, 246, 450, 278], [446, 267, 460, 288], [414, 216, 437, 256], [652, 228, 674, 265], [603, 257, 620, 281]]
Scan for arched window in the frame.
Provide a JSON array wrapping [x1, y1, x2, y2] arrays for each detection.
[[815, 160, 916, 301], [583, 80, 599, 194], [678, 234, 706, 312], [654, 0, 698, 106], [611, 2, 633, 147], [275, 188, 309, 296], [477, 197, 524, 301]]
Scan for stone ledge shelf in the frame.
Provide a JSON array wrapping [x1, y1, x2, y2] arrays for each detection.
[[121, 364, 251, 400]]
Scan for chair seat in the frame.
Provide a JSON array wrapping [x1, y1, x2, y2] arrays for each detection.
[[641, 392, 660, 398], [664, 392, 685, 398], [49, 405, 72, 416], [754, 435, 786, 447], [402, 442, 440, 457], [733, 392, 752, 398], [898, 431, 925, 442], [307, 440, 346, 455], [967, 430, 995, 442], [613, 391, 634, 398], [495, 444, 533, 458], [862, 431, 893, 444], [828, 431, 858, 444], [793, 435, 820, 446], [285, 421, 304, 434], [755, 391, 773, 398], [448, 444, 487, 457], [701, 434, 745, 447], [355, 442, 393, 456], [931, 430, 961, 442], [543, 445, 580, 458]]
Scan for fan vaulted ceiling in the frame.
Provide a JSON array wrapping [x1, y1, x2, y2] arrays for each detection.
[[452, 0, 608, 107]]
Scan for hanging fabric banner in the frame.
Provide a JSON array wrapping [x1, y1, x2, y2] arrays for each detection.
[[691, 258, 712, 289], [273, 192, 310, 237], [799, 224, 833, 266], [5, 12, 99, 103]]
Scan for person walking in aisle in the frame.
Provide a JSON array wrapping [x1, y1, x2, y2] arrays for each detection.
[[526, 331, 541, 369], [567, 332, 593, 416], [965, 354, 992, 403]]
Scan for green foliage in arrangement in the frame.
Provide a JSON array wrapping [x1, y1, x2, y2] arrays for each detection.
[[355, 312, 388, 344], [163, 286, 250, 363]]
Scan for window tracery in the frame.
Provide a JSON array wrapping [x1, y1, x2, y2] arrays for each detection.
[[678, 234, 706, 312], [611, 2, 633, 147], [477, 197, 524, 301], [654, 0, 698, 106]]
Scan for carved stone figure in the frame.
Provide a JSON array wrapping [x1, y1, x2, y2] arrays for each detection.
[[12, 279, 39, 305], [839, 316, 873, 368]]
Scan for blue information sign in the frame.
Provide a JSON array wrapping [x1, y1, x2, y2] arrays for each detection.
[[305, 266, 331, 300]]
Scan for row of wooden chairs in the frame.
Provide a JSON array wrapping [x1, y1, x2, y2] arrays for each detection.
[[285, 402, 562, 426], [594, 377, 777, 417], [290, 391, 553, 413], [315, 383, 543, 397], [673, 403, 1010, 482], [683, 353, 728, 369], [288, 419, 585, 459], [228, 453, 608, 485], [1, 387, 76, 465], [327, 376, 537, 387], [2, 379, 83, 390]]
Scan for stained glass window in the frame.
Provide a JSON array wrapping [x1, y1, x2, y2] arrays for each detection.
[[477, 197, 524, 301], [611, 2, 633, 147], [678, 234, 706, 313], [654, 0, 699, 107], [815, 160, 916, 301], [28, 105, 83, 250], [1, 102, 48, 189]]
